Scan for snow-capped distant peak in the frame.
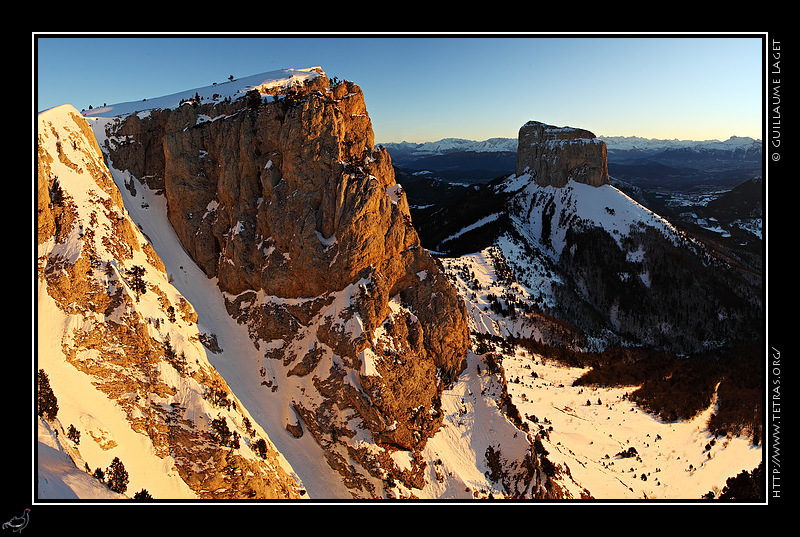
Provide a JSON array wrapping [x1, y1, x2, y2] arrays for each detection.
[[599, 134, 762, 152], [381, 137, 518, 155]]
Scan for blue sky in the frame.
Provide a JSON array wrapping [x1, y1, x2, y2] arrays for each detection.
[[35, 34, 765, 143]]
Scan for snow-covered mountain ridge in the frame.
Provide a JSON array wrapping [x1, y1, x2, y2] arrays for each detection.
[[81, 67, 325, 119], [382, 137, 518, 155], [601, 134, 762, 153]]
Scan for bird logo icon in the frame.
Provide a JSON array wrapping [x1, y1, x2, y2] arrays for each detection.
[[2, 508, 29, 533]]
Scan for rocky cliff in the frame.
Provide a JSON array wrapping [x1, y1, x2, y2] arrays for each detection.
[[94, 70, 470, 497], [37, 105, 304, 499], [515, 120, 609, 187]]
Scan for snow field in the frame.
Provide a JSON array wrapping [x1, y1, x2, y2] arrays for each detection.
[[420, 350, 535, 499], [501, 345, 762, 499]]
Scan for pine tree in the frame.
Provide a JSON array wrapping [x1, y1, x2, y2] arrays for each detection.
[[211, 416, 232, 446], [37, 369, 58, 421], [67, 424, 80, 445], [106, 457, 129, 494], [127, 265, 147, 301], [252, 438, 268, 459]]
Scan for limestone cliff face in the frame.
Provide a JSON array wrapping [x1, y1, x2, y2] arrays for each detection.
[[37, 105, 304, 499], [515, 120, 609, 187], [100, 72, 470, 497]]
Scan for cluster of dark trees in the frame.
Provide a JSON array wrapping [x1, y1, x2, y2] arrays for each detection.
[[179, 92, 203, 107], [722, 462, 764, 500], [704, 462, 763, 500], [554, 224, 763, 355], [162, 334, 187, 374], [211, 415, 240, 449]]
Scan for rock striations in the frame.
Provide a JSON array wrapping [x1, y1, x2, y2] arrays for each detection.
[[84, 69, 470, 497]]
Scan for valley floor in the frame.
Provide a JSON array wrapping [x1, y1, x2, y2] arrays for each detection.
[[500, 346, 762, 500]]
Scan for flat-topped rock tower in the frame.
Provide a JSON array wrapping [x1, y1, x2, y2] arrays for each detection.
[[515, 120, 609, 187]]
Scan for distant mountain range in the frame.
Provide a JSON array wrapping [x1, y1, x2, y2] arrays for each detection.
[[381, 135, 763, 190], [381, 134, 762, 158]]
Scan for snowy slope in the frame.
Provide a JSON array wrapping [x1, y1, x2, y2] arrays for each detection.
[[81, 68, 323, 119], [439, 245, 762, 499], [499, 172, 687, 260], [37, 417, 124, 500], [37, 106, 204, 499], [420, 349, 587, 499], [37, 104, 309, 500], [37, 285, 201, 499]]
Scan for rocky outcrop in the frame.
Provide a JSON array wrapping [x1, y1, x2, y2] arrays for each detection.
[[99, 71, 470, 497], [515, 120, 609, 187]]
